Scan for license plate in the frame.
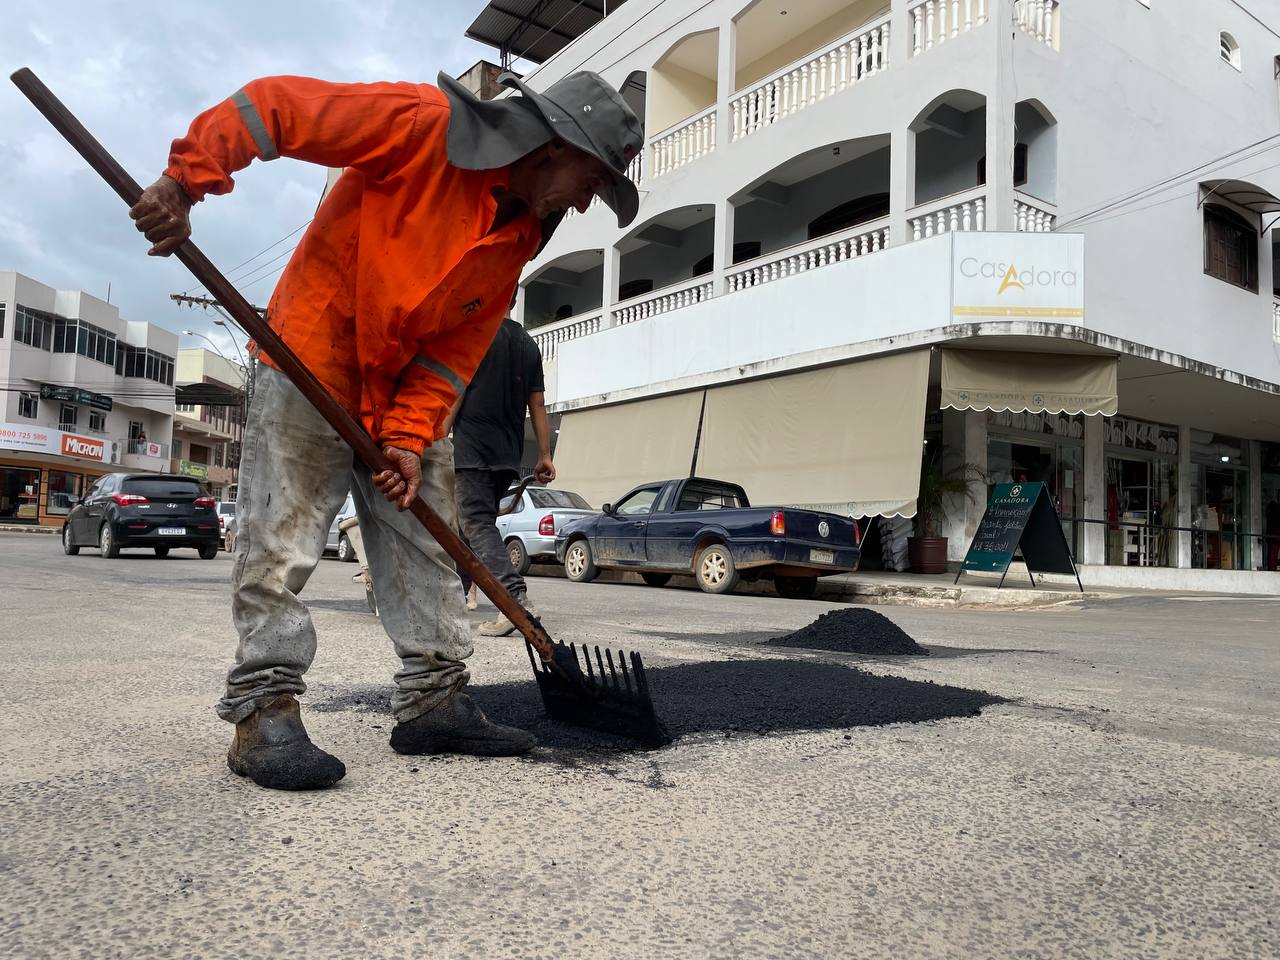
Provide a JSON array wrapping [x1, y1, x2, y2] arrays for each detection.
[[158, 527, 185, 536], [809, 548, 834, 565]]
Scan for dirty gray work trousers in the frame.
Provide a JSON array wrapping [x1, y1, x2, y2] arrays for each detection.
[[455, 467, 523, 599], [219, 366, 471, 725]]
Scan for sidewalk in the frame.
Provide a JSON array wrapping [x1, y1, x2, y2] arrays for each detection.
[[0, 524, 57, 535]]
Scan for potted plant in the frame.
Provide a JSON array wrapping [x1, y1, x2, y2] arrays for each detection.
[[909, 457, 984, 574]]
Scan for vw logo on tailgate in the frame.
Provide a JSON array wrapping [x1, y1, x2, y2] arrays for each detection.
[[818, 521, 830, 538]]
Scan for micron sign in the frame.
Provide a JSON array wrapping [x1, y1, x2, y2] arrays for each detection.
[[61, 433, 106, 461]]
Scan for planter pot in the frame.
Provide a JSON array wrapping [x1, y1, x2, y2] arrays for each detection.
[[908, 536, 949, 574]]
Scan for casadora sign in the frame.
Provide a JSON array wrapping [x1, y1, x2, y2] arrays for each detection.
[[951, 232, 1085, 323]]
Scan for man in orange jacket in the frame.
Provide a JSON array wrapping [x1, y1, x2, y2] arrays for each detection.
[[130, 71, 642, 790]]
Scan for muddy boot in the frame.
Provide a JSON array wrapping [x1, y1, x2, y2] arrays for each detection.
[[227, 693, 346, 790], [465, 583, 478, 611], [478, 597, 537, 637], [389, 692, 536, 756]]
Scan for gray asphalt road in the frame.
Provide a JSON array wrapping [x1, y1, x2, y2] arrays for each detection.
[[1, 532, 1276, 959]]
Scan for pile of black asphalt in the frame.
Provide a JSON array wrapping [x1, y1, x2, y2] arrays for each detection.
[[766, 607, 929, 656]]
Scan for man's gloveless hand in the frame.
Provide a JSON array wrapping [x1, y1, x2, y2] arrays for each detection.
[[533, 456, 556, 484], [129, 175, 193, 256], [375, 446, 422, 510]]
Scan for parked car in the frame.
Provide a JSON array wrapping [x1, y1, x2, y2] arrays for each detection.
[[554, 477, 861, 598], [495, 484, 598, 574], [216, 500, 237, 551], [325, 493, 359, 561], [62, 473, 221, 559]]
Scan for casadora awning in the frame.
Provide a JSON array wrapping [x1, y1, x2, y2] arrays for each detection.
[[941, 348, 1118, 417]]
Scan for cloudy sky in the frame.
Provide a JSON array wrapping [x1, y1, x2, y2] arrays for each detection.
[[0, 0, 506, 361]]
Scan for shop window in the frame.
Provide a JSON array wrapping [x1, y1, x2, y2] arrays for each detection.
[[0, 466, 41, 521], [0, 302, 6, 338], [1204, 204, 1258, 291], [59, 404, 78, 431], [807, 195, 891, 240], [18, 391, 38, 419], [88, 411, 106, 433], [46, 471, 83, 515], [977, 145, 1029, 188], [14, 305, 54, 350], [1190, 430, 1250, 570], [214, 444, 224, 468]]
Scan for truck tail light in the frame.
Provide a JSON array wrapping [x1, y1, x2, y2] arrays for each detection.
[[770, 511, 785, 536], [853, 520, 862, 546], [112, 493, 148, 506], [194, 496, 215, 508], [538, 514, 556, 536]]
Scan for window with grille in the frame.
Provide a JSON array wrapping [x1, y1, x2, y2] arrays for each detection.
[[1220, 32, 1241, 70], [18, 391, 38, 419], [59, 404, 78, 431], [1203, 204, 1258, 291]]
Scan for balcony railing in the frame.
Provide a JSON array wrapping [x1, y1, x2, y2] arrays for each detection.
[[613, 277, 714, 326], [726, 218, 891, 292], [1014, 191, 1057, 232], [530, 311, 603, 360], [563, 153, 644, 221], [908, 186, 987, 240], [125, 438, 169, 458], [1014, 0, 1059, 49], [730, 15, 891, 143], [648, 106, 716, 179], [910, 0, 989, 56]]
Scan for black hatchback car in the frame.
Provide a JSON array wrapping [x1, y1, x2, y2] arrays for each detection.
[[62, 473, 221, 559]]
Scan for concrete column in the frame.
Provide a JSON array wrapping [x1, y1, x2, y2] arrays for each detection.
[[711, 198, 736, 296], [1177, 424, 1193, 568], [985, 0, 1018, 232], [601, 245, 621, 329], [1249, 440, 1263, 570], [889, 0, 913, 64], [715, 20, 736, 155], [1081, 414, 1105, 565], [888, 125, 915, 247], [940, 408, 988, 560], [512, 283, 528, 326]]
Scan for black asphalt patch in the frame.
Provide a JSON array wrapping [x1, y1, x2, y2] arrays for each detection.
[[311, 658, 1002, 753], [767, 607, 928, 655]]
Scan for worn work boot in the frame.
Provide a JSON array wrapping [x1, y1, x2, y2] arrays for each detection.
[[389, 691, 536, 756], [478, 597, 537, 637], [227, 693, 347, 790], [465, 583, 478, 611]]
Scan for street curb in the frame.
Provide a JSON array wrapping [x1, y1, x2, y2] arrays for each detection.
[[0, 524, 58, 535]]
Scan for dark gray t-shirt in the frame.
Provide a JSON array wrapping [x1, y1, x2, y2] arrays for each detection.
[[453, 318, 545, 472]]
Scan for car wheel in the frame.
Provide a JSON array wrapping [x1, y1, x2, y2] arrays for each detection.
[[99, 523, 120, 559], [506, 538, 531, 576], [224, 530, 236, 553], [775, 575, 818, 600], [154, 546, 170, 558], [695, 543, 739, 595], [198, 543, 219, 560], [337, 533, 357, 563], [563, 540, 599, 583], [62, 524, 80, 556], [641, 573, 671, 588]]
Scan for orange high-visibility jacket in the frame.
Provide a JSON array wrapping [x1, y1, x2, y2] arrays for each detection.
[[164, 76, 543, 455]]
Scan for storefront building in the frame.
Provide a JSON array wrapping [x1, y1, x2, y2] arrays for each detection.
[[0, 421, 114, 525]]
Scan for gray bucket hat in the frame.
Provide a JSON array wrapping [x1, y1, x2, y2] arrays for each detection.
[[437, 69, 644, 228]]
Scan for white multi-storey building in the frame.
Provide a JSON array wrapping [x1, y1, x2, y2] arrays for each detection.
[[469, 0, 1280, 588], [0, 272, 176, 527]]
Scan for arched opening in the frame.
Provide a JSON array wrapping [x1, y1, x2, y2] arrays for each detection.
[[618, 204, 717, 299], [523, 249, 605, 329], [1220, 31, 1242, 70], [910, 89, 987, 206], [732, 134, 891, 261], [649, 30, 719, 136], [732, 0, 890, 92], [1011, 99, 1057, 202]]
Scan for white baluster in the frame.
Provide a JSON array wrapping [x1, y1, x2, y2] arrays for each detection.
[[1045, 0, 1056, 48], [913, 5, 923, 55], [926, 1, 936, 49], [964, 0, 973, 30], [975, 197, 986, 231], [978, 0, 987, 26], [1016, 203, 1027, 232], [881, 25, 890, 70], [961, 202, 973, 232], [938, 0, 947, 42], [912, 217, 922, 241], [949, 205, 961, 233]]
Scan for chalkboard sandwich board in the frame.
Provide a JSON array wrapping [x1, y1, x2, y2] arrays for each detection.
[[957, 481, 1083, 591]]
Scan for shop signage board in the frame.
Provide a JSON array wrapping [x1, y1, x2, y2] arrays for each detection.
[[0, 420, 111, 462], [951, 232, 1085, 324], [957, 481, 1083, 591], [179, 459, 209, 479], [39, 384, 113, 412]]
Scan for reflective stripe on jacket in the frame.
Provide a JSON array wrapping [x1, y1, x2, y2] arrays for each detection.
[[164, 76, 542, 454]]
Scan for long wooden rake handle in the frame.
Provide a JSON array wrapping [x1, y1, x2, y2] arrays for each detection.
[[10, 67, 558, 665]]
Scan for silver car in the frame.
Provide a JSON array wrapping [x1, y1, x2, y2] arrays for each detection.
[[325, 493, 358, 562], [496, 485, 597, 574]]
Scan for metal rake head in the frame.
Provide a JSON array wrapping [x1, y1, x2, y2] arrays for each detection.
[[526, 640, 672, 748]]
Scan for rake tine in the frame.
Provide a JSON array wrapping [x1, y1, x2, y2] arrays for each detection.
[[595, 646, 608, 687], [605, 648, 619, 691], [576, 642, 596, 685], [618, 650, 634, 697], [525, 640, 540, 674], [631, 651, 651, 701]]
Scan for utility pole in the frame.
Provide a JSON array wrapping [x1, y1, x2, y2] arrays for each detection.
[[169, 292, 266, 317]]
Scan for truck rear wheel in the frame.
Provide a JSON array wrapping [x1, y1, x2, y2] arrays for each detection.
[[775, 576, 818, 600], [695, 544, 739, 595], [564, 540, 599, 583], [641, 573, 671, 588]]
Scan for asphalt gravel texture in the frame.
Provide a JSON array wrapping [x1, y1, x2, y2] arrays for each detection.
[[768, 606, 930, 655], [3, 533, 1278, 959]]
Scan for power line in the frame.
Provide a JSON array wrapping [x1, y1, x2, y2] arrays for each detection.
[[179, 219, 310, 296], [1228, 0, 1280, 42]]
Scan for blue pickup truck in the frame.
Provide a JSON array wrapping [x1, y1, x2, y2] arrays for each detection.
[[554, 477, 861, 599]]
